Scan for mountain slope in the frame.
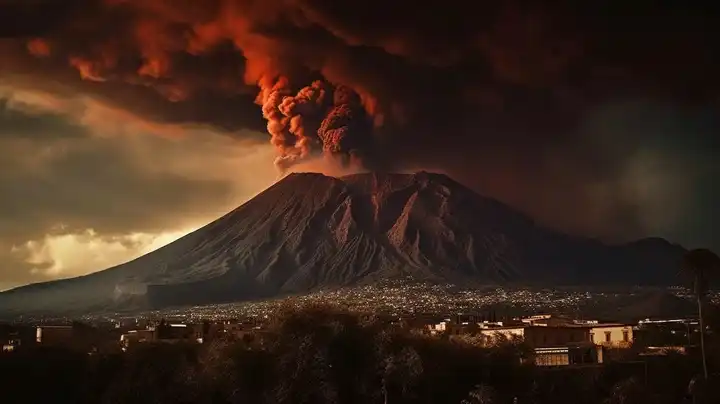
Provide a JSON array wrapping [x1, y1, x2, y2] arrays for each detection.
[[0, 172, 686, 315]]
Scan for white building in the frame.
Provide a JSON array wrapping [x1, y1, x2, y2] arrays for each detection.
[[588, 324, 633, 348]]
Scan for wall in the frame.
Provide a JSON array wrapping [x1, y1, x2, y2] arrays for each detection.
[[589, 325, 633, 347], [36, 326, 74, 345], [479, 326, 593, 348], [524, 327, 590, 348], [535, 349, 571, 366]]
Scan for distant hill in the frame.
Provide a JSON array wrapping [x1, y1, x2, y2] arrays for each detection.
[[0, 171, 687, 316], [620, 291, 697, 320], [580, 290, 697, 321]]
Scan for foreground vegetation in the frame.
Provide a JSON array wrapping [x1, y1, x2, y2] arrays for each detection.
[[2, 305, 720, 404]]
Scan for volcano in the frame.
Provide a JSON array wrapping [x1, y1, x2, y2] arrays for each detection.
[[0, 172, 686, 316]]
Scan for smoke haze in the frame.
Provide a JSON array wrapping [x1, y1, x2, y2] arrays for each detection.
[[0, 0, 718, 275]]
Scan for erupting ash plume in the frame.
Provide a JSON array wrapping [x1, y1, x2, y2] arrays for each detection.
[[257, 78, 372, 172], [318, 86, 369, 154], [8, 0, 718, 250]]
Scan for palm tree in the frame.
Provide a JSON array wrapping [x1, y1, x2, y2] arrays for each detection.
[[681, 248, 720, 379]]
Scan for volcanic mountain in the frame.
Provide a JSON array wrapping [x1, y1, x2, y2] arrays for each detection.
[[0, 172, 686, 316]]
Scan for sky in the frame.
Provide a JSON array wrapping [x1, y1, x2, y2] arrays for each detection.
[[0, 1, 718, 290]]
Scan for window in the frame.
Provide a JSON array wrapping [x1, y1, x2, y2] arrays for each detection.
[[589, 332, 594, 342], [535, 348, 570, 366], [604, 331, 611, 343], [536, 352, 569, 366], [622, 330, 629, 342]]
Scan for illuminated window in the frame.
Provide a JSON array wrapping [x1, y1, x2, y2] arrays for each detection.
[[535, 349, 570, 366]]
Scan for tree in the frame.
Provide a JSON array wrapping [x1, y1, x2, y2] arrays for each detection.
[[604, 377, 650, 404], [461, 384, 498, 404], [380, 342, 423, 404], [681, 248, 720, 380]]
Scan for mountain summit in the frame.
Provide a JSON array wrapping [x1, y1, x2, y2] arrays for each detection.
[[0, 172, 685, 315]]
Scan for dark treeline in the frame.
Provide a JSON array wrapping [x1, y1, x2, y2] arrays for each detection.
[[1, 305, 720, 404]]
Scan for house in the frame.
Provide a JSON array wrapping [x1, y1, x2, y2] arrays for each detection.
[[426, 317, 514, 337], [426, 320, 450, 335], [521, 314, 577, 327], [120, 329, 155, 350], [155, 322, 203, 343], [515, 315, 635, 348], [425, 313, 634, 366], [479, 325, 600, 366], [588, 324, 633, 348], [639, 346, 687, 356], [534, 345, 600, 366], [1, 325, 36, 352], [479, 320, 634, 366], [634, 318, 698, 347], [479, 325, 591, 348], [35, 325, 74, 346]]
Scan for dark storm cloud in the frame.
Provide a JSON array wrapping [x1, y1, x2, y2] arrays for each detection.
[[0, 90, 272, 288], [0, 97, 89, 139], [1, 0, 719, 251], [0, 97, 233, 240], [0, 39, 266, 134]]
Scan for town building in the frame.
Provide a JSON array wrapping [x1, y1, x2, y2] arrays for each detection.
[[120, 329, 155, 350], [478, 323, 611, 366], [424, 314, 635, 367], [35, 325, 74, 346], [634, 318, 699, 347], [588, 324, 633, 348], [118, 319, 267, 350], [533, 345, 599, 366], [155, 322, 204, 343], [0, 324, 35, 352], [481, 325, 592, 347], [34, 323, 121, 352]]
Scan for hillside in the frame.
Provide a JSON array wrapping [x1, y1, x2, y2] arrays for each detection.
[[0, 171, 686, 316]]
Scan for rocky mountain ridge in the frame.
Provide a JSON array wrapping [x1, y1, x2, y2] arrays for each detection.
[[0, 171, 686, 315]]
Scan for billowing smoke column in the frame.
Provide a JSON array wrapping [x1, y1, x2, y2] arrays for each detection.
[[257, 78, 371, 172], [318, 86, 368, 154]]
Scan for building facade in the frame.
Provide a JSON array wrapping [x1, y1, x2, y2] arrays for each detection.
[[475, 318, 634, 366], [588, 324, 633, 348], [479, 325, 592, 348]]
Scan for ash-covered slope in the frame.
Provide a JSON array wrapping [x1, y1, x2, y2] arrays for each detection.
[[0, 172, 686, 315]]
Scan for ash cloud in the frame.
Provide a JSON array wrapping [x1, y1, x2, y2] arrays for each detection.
[[258, 78, 372, 172], [1, 0, 719, 251]]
